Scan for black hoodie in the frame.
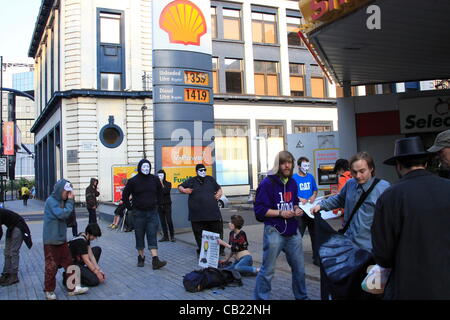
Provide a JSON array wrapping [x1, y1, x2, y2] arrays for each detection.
[[157, 170, 172, 205], [122, 159, 162, 211]]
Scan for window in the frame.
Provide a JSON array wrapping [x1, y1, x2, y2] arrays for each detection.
[[211, 7, 217, 39], [101, 73, 121, 91], [100, 116, 124, 148], [100, 12, 121, 44], [97, 9, 124, 91], [215, 124, 249, 185], [252, 12, 277, 44], [310, 64, 326, 98], [289, 63, 305, 96], [257, 124, 285, 174], [293, 122, 332, 133], [287, 16, 303, 46], [254, 61, 279, 96], [212, 57, 219, 93], [223, 9, 241, 40], [225, 59, 243, 93]]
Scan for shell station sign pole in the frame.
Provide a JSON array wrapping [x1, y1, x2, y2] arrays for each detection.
[[152, 0, 215, 229]]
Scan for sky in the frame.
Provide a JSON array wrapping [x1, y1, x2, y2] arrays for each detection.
[[0, 1, 43, 63]]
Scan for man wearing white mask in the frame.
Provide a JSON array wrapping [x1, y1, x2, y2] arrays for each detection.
[[178, 164, 224, 256], [156, 169, 174, 242], [292, 157, 319, 266], [122, 159, 167, 269]]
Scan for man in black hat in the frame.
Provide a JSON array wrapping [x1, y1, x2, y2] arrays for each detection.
[[178, 164, 224, 256], [371, 136, 450, 299]]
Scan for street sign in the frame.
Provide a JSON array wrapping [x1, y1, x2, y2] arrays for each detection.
[[0, 157, 7, 175]]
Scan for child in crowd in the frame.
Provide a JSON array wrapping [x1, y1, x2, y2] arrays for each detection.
[[218, 215, 259, 276]]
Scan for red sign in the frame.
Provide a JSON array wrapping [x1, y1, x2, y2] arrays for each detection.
[[3, 122, 15, 156]]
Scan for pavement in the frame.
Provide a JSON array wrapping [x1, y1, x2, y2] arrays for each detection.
[[0, 199, 342, 300]]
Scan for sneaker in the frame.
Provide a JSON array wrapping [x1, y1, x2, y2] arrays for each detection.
[[170, 238, 176, 242], [111, 225, 118, 230], [152, 256, 167, 270], [45, 291, 57, 300], [108, 224, 114, 229], [137, 255, 145, 267], [68, 285, 89, 296], [158, 237, 169, 242]]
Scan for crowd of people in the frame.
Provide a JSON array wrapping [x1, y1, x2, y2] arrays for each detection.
[[0, 129, 449, 300]]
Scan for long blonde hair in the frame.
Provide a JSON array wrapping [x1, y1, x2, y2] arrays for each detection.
[[270, 151, 295, 178]]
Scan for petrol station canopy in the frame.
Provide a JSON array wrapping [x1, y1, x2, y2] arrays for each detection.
[[299, 0, 450, 86]]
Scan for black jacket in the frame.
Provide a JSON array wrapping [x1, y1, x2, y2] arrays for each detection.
[[122, 159, 162, 211], [0, 208, 33, 249], [85, 178, 100, 209], [157, 170, 172, 205], [372, 169, 450, 299]]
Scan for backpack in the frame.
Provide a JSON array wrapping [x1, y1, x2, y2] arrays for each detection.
[[253, 176, 276, 222], [182, 267, 242, 293]]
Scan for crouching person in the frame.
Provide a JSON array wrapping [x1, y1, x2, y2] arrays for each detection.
[[43, 179, 89, 300], [67, 223, 105, 287]]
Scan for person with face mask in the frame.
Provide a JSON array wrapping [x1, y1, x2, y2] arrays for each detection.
[[178, 164, 224, 256], [156, 169, 175, 242], [122, 159, 167, 270], [292, 157, 319, 266], [371, 137, 450, 299], [43, 179, 89, 300]]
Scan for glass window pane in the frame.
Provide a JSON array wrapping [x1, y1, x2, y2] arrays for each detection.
[[287, 25, 301, 46], [290, 76, 304, 96], [212, 57, 218, 70], [101, 73, 109, 90], [226, 71, 242, 93], [267, 75, 279, 95], [252, 21, 263, 43], [113, 74, 121, 90], [266, 62, 277, 74], [210, 7, 217, 15], [252, 12, 263, 20], [223, 9, 240, 18], [215, 132, 249, 186], [286, 17, 300, 25], [224, 19, 241, 40], [225, 59, 241, 70], [211, 15, 217, 39], [254, 74, 265, 95], [263, 14, 276, 22], [254, 61, 265, 73], [311, 77, 325, 98], [100, 16, 120, 44], [264, 22, 277, 44]]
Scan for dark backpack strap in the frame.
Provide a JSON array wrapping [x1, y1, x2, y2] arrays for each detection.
[[340, 178, 380, 234]]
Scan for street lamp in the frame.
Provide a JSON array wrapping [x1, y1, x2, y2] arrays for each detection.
[[141, 104, 148, 159]]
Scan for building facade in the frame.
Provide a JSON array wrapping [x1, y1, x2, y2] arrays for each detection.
[[29, 0, 339, 202]]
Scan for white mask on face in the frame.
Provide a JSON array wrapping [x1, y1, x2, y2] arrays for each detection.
[[197, 170, 207, 178], [158, 173, 164, 180], [300, 162, 310, 174], [141, 163, 150, 175]]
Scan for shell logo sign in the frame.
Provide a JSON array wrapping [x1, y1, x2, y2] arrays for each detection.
[[160, 0, 207, 46]]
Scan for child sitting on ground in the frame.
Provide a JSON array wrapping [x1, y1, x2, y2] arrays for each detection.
[[217, 214, 259, 276]]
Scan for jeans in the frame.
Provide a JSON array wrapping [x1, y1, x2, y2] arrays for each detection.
[[226, 254, 257, 275], [87, 208, 97, 224], [134, 209, 159, 250], [158, 204, 174, 239], [254, 225, 308, 300], [2, 227, 23, 274]]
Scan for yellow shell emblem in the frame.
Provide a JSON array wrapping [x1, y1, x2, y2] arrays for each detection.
[[160, 0, 207, 46]]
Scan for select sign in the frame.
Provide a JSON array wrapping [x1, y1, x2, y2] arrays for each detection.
[[399, 96, 450, 134]]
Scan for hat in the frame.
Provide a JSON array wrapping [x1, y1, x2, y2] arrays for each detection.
[[195, 164, 206, 171], [64, 182, 73, 192], [427, 129, 450, 153], [384, 136, 431, 165]]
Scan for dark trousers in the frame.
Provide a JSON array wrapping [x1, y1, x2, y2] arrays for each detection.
[[298, 214, 318, 262], [2, 227, 23, 275], [77, 247, 102, 287], [158, 204, 174, 239], [191, 220, 224, 254], [44, 243, 74, 292], [23, 195, 29, 206], [71, 224, 78, 237], [87, 208, 97, 224]]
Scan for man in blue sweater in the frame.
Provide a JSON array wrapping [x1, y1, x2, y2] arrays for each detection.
[[253, 151, 308, 300]]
